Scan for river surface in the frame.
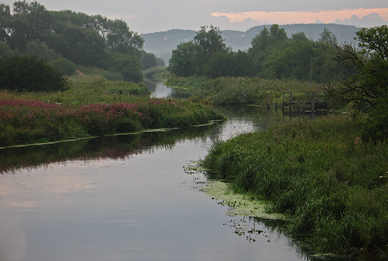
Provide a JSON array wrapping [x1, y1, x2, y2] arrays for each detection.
[[0, 82, 311, 261]]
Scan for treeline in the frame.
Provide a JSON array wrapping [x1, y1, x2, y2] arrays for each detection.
[[0, 1, 163, 82], [168, 25, 354, 83]]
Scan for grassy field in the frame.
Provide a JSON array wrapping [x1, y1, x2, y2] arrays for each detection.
[[201, 114, 388, 259], [0, 73, 224, 148]]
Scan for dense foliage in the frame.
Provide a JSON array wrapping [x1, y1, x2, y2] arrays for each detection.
[[169, 24, 353, 83], [168, 25, 254, 78], [0, 1, 160, 82], [325, 25, 388, 141], [0, 55, 68, 92], [202, 115, 388, 259]]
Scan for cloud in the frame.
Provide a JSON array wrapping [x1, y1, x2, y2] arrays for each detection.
[[211, 16, 261, 31], [211, 8, 388, 27], [2, 0, 388, 32], [334, 12, 388, 27]]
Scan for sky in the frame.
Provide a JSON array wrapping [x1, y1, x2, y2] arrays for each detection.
[[2, 0, 388, 33]]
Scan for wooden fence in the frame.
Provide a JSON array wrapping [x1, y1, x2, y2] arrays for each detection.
[[281, 92, 327, 112]]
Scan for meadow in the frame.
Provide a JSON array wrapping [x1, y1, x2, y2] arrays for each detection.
[[0, 74, 224, 148], [201, 114, 388, 259]]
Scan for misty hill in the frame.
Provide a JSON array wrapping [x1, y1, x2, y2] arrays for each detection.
[[142, 24, 360, 63]]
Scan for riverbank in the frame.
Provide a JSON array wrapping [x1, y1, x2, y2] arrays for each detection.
[[201, 114, 388, 259], [0, 75, 224, 147], [165, 76, 324, 106]]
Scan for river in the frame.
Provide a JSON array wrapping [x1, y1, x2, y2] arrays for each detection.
[[0, 81, 311, 261]]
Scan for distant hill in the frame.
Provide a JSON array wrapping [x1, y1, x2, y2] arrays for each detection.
[[142, 24, 360, 64]]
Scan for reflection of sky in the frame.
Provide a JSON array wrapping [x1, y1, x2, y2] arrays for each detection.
[[0, 95, 305, 260], [0, 139, 303, 261], [151, 82, 173, 98]]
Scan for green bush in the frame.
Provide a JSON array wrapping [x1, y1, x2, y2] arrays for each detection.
[[0, 55, 68, 92], [109, 52, 143, 83], [362, 96, 388, 142], [50, 58, 76, 76]]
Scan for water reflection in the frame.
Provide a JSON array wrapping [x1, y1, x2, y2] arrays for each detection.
[[145, 80, 191, 99], [0, 125, 216, 174], [0, 86, 316, 260]]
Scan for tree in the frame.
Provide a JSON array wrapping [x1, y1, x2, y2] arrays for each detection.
[[25, 39, 59, 62], [155, 57, 165, 67], [194, 25, 227, 58], [319, 28, 338, 46], [204, 51, 234, 78], [248, 24, 288, 76], [105, 19, 144, 56], [61, 24, 106, 65], [168, 41, 197, 77], [110, 52, 143, 83], [262, 32, 313, 80], [327, 25, 388, 111], [312, 28, 353, 83], [232, 50, 255, 77], [193, 25, 228, 74], [140, 52, 157, 70], [325, 25, 388, 141], [0, 3, 11, 42], [7, 1, 53, 51], [0, 55, 68, 92], [49, 57, 76, 76], [0, 41, 14, 57]]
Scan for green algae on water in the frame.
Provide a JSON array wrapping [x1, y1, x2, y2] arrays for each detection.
[[203, 181, 285, 220]]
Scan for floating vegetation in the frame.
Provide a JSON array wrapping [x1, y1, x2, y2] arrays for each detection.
[[223, 217, 268, 243], [203, 180, 285, 220]]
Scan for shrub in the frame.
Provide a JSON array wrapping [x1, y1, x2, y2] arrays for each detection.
[[0, 55, 68, 92], [50, 58, 76, 76]]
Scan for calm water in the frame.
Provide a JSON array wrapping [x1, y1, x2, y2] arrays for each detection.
[[0, 83, 310, 261]]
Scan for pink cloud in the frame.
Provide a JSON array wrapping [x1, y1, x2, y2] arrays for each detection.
[[211, 8, 388, 25]]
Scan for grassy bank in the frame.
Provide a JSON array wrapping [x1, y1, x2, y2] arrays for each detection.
[[201, 114, 388, 259], [0, 75, 224, 148], [166, 76, 324, 105]]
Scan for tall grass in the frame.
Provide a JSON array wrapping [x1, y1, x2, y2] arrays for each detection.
[[201, 114, 388, 259], [0, 75, 150, 105], [166, 76, 324, 105]]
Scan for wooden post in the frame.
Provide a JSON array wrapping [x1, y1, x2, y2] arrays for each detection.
[[289, 92, 292, 112], [267, 96, 270, 110], [312, 92, 316, 112]]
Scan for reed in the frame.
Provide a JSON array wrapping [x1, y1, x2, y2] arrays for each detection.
[[166, 76, 324, 105], [202, 114, 388, 259]]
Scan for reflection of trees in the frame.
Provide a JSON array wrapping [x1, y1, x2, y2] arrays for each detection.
[[0, 125, 216, 174], [206, 105, 284, 143]]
